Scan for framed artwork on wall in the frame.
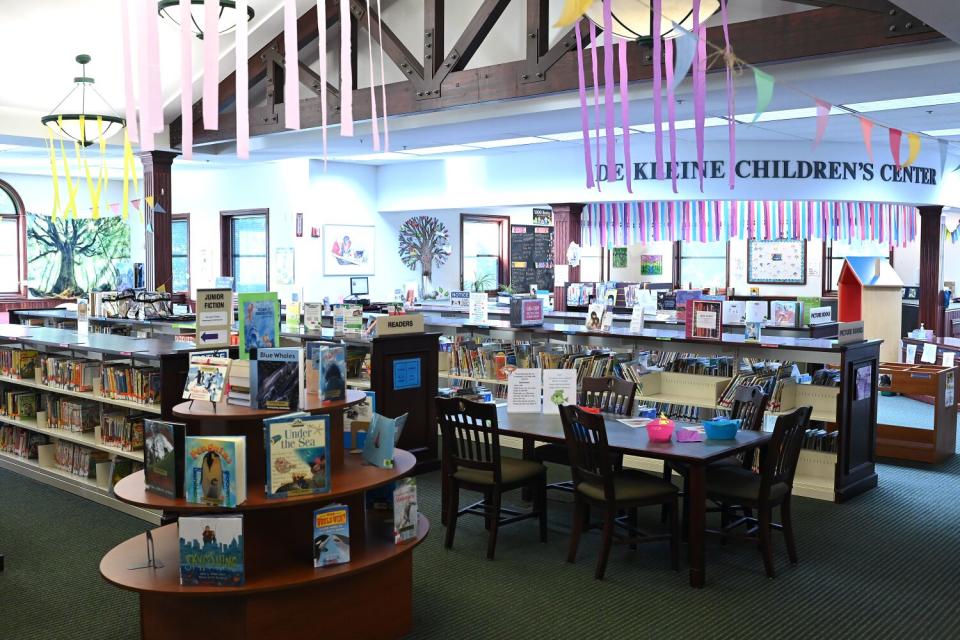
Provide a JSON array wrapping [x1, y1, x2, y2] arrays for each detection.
[[640, 254, 663, 276], [747, 240, 806, 285], [323, 225, 375, 276]]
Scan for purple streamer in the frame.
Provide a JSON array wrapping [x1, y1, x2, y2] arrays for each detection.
[[665, 39, 678, 194], [590, 22, 603, 192], [720, 0, 735, 189], [693, 0, 706, 192], [602, 0, 616, 180], [652, 0, 664, 180], [575, 21, 595, 189], [618, 39, 633, 193]]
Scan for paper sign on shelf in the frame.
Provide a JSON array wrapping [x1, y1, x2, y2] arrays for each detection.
[[77, 298, 89, 336], [542, 369, 577, 415], [469, 293, 489, 324], [837, 321, 865, 345], [196, 288, 233, 348], [942, 351, 956, 368], [377, 314, 425, 336], [629, 305, 647, 333], [809, 306, 833, 325], [905, 343, 918, 364], [303, 302, 323, 332], [449, 291, 470, 307], [920, 343, 938, 364], [507, 368, 542, 413]]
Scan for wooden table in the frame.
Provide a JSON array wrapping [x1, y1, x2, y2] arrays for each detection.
[[494, 409, 771, 588]]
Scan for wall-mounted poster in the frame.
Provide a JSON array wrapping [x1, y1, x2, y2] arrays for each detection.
[[611, 247, 628, 269], [640, 254, 663, 276], [275, 247, 295, 285], [323, 225, 374, 276], [747, 240, 807, 285], [532, 207, 553, 226], [26, 214, 132, 297]]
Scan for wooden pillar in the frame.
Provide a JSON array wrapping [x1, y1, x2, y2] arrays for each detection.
[[551, 203, 583, 312], [139, 151, 180, 292], [918, 205, 944, 336]]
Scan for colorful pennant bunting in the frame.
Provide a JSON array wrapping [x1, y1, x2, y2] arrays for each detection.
[[903, 132, 921, 168], [751, 69, 774, 123]]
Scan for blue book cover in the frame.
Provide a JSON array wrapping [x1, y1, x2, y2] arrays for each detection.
[[318, 346, 346, 402], [238, 292, 280, 360], [362, 413, 408, 469], [250, 348, 304, 411], [179, 515, 245, 586], [264, 414, 330, 498], [184, 436, 247, 507], [313, 504, 350, 567]]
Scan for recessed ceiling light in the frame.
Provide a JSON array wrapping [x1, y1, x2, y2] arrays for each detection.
[[630, 117, 728, 133], [541, 128, 625, 141], [845, 92, 960, 113], [334, 151, 422, 161], [400, 144, 479, 155], [470, 136, 552, 148], [920, 128, 960, 137]]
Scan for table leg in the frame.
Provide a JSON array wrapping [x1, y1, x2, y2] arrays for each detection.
[[521, 436, 534, 502], [687, 462, 706, 588]]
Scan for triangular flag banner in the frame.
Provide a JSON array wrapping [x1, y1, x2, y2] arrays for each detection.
[[145, 195, 155, 209], [153, 202, 167, 214], [554, 0, 592, 27], [670, 24, 697, 91], [939, 139, 949, 175], [131, 198, 142, 211], [813, 99, 831, 148], [903, 132, 921, 168], [110, 203, 120, 215], [859, 117, 873, 161], [889, 128, 902, 167], [751, 69, 775, 123]]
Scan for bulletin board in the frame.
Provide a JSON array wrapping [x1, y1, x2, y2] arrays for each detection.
[[747, 240, 807, 285]]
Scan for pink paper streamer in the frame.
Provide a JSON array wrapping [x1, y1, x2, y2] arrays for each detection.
[[203, 0, 220, 130], [720, 0, 734, 189], [137, 1, 154, 151], [146, 2, 163, 133], [860, 117, 873, 161], [377, 0, 389, 151], [748, 201, 755, 239], [777, 200, 784, 238], [284, 0, 300, 129], [318, 1, 328, 165], [653, 202, 660, 241], [813, 99, 830, 148], [589, 22, 602, 192], [340, 0, 354, 136], [664, 39, 678, 194], [365, 0, 380, 150], [730, 200, 738, 237], [692, 0, 706, 192], [652, 0, 663, 180], [617, 39, 632, 194], [575, 21, 594, 189], [179, 0, 193, 159], [120, 0, 139, 144], [236, 0, 250, 158], [889, 128, 902, 167], [601, 0, 616, 180]]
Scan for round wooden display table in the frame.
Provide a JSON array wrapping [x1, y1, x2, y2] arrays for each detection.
[[102, 450, 428, 640]]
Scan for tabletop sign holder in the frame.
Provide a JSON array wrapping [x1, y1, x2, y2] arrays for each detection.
[[127, 530, 164, 571]]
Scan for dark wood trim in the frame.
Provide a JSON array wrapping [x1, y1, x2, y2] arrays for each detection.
[[918, 206, 944, 336], [549, 203, 583, 312], [432, 0, 511, 89], [460, 214, 509, 293], [171, 213, 191, 294], [0, 178, 27, 297], [350, 0, 423, 83], [423, 0, 444, 84], [220, 209, 271, 291], [672, 241, 682, 289], [138, 151, 179, 293]]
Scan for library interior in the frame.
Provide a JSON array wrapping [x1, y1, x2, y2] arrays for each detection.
[[3, 1, 960, 639]]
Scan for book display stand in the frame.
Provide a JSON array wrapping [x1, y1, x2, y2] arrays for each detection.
[[101, 390, 429, 640]]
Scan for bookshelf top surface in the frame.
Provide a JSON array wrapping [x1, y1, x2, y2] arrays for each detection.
[[172, 388, 369, 420], [0, 324, 195, 358], [10, 308, 196, 326]]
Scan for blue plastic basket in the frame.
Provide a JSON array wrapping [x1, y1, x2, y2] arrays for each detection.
[[703, 418, 740, 440]]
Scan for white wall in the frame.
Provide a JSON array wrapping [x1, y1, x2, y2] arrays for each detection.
[[728, 239, 824, 297], [609, 241, 674, 284]]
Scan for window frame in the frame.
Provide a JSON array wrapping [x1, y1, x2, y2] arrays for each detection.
[[674, 241, 727, 290], [822, 239, 894, 296], [0, 178, 27, 298], [220, 209, 270, 292], [459, 214, 509, 293], [171, 213, 191, 294]]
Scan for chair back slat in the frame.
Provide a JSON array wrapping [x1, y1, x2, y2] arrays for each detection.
[[559, 405, 617, 499], [760, 406, 813, 496], [436, 398, 502, 481], [578, 377, 637, 416], [730, 385, 767, 432]]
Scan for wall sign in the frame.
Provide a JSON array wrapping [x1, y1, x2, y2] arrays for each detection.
[[392, 358, 421, 391], [809, 306, 833, 325], [509, 225, 554, 293], [532, 207, 553, 225], [747, 240, 807, 285]]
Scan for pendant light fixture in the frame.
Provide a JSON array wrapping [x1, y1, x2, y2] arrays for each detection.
[[583, 0, 720, 42], [41, 55, 125, 148], [157, 0, 255, 39]]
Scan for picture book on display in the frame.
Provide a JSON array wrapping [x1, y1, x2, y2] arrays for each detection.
[[263, 413, 330, 498], [303, 302, 324, 332], [250, 347, 304, 411], [771, 301, 800, 328], [362, 412, 408, 469], [393, 477, 418, 544], [318, 346, 346, 402], [185, 436, 247, 507], [182, 355, 231, 403], [238, 292, 280, 359], [304, 341, 323, 396], [344, 391, 375, 450], [687, 299, 722, 341], [143, 420, 186, 499], [179, 515, 245, 587], [313, 504, 350, 567]]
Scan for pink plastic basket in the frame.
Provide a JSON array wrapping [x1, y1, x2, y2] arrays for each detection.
[[646, 421, 675, 443]]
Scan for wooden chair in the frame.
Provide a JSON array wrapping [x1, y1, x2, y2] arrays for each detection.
[[706, 406, 813, 578], [534, 377, 636, 493], [559, 405, 679, 580], [436, 397, 548, 560]]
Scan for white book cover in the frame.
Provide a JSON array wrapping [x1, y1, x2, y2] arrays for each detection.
[[542, 369, 577, 414], [745, 301, 768, 324], [722, 301, 746, 324]]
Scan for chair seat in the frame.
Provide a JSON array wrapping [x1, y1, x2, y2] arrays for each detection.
[[453, 457, 546, 486], [577, 470, 678, 503], [706, 466, 789, 504], [533, 443, 569, 465]]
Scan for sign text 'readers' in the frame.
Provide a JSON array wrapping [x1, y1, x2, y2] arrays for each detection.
[[377, 314, 425, 336]]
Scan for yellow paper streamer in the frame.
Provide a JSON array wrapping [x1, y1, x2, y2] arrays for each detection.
[[57, 116, 80, 219], [555, 0, 593, 27], [903, 132, 921, 168], [78, 124, 100, 219], [122, 130, 134, 220], [46, 128, 61, 220]]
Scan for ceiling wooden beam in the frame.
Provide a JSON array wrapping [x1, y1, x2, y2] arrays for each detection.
[[429, 0, 512, 92], [424, 0, 444, 84], [350, 0, 424, 83]]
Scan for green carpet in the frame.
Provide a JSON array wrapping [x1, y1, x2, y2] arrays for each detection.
[[3, 452, 960, 640]]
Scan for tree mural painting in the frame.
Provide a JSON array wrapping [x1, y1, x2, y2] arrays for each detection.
[[27, 214, 132, 297], [397, 216, 452, 296]]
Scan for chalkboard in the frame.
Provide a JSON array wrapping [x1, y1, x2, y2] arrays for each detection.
[[510, 225, 555, 292]]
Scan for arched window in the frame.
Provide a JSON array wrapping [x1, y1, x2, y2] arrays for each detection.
[[0, 179, 26, 296]]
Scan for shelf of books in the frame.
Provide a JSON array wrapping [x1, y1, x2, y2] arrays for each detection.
[[433, 322, 877, 503], [0, 324, 190, 523]]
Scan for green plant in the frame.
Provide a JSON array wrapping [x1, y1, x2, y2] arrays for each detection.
[[498, 284, 516, 295], [468, 273, 495, 292]]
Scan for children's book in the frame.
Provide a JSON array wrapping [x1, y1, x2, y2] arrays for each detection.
[[687, 299, 722, 341], [771, 301, 799, 328], [182, 355, 231, 403], [179, 515, 245, 587], [143, 419, 186, 499], [238, 292, 280, 360], [393, 478, 418, 544], [304, 342, 323, 396], [722, 300, 746, 325], [184, 436, 247, 507], [313, 504, 350, 567], [585, 303, 606, 332], [318, 346, 346, 402], [303, 302, 324, 332], [263, 413, 330, 498], [344, 391, 375, 451], [250, 347, 304, 411], [362, 412, 408, 469]]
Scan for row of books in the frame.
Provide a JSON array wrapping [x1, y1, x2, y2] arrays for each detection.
[[0, 348, 38, 380], [1, 388, 38, 420], [53, 440, 109, 478], [101, 363, 161, 405], [803, 428, 839, 452], [100, 412, 145, 452], [0, 425, 47, 459], [38, 355, 99, 392], [45, 396, 100, 433]]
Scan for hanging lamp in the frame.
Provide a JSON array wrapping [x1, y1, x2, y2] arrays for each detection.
[[41, 54, 125, 148], [583, 0, 720, 42], [157, 0, 255, 39]]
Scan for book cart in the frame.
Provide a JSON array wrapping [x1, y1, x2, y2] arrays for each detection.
[[876, 361, 958, 463], [0, 324, 191, 523], [424, 316, 881, 503], [101, 390, 429, 640]]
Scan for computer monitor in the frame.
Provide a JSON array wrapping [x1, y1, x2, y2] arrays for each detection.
[[350, 276, 369, 296]]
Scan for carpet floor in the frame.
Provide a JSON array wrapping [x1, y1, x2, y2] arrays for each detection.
[[3, 451, 960, 640]]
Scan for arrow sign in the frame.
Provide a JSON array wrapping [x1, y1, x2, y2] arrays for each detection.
[[201, 332, 220, 341]]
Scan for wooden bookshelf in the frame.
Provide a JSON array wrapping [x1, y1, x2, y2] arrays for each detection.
[[0, 374, 162, 414]]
